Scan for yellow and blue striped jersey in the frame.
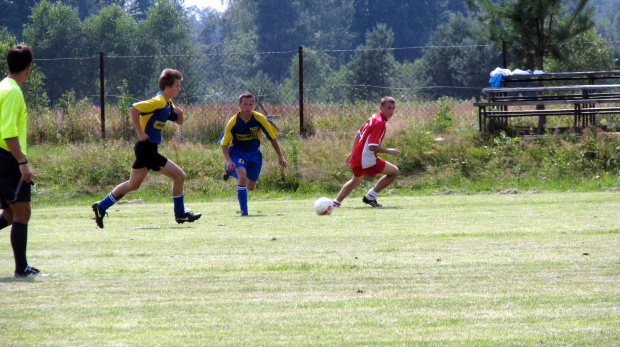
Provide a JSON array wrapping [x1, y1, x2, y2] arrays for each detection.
[[132, 92, 179, 144], [218, 111, 279, 152]]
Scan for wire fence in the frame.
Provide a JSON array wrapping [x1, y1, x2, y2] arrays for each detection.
[[28, 42, 620, 141]]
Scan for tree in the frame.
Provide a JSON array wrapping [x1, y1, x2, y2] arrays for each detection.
[[133, 0, 193, 99], [23, 0, 89, 104], [220, 0, 260, 81], [296, 0, 355, 51], [350, 0, 455, 61], [126, 0, 156, 21], [417, 13, 502, 100], [253, 0, 298, 81], [467, 0, 596, 71], [0, 27, 48, 111], [544, 29, 615, 72], [279, 48, 335, 103], [83, 4, 138, 103], [347, 23, 396, 102], [0, 0, 38, 41], [196, 8, 223, 48]]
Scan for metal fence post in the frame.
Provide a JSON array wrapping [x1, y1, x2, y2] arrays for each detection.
[[298, 46, 304, 136], [99, 51, 105, 140]]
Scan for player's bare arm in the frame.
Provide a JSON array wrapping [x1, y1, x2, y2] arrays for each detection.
[[130, 106, 148, 141], [173, 106, 184, 125], [4, 137, 32, 183], [369, 145, 400, 156], [221, 145, 236, 171], [270, 139, 287, 169]]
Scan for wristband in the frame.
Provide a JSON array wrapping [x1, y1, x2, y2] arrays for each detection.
[[18, 160, 28, 165]]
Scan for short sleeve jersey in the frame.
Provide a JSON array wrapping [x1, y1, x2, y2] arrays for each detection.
[[218, 111, 279, 152], [350, 112, 388, 169], [0, 78, 28, 155], [132, 91, 179, 144]]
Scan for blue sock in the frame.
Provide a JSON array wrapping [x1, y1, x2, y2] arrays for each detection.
[[99, 192, 119, 211], [237, 185, 248, 214], [173, 193, 185, 217]]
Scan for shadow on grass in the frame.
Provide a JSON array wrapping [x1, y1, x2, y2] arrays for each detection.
[[346, 206, 402, 210], [0, 277, 42, 283], [137, 226, 199, 230]]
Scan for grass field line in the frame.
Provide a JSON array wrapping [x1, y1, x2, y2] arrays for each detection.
[[1, 192, 618, 345]]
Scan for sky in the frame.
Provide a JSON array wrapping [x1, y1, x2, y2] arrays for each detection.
[[183, 0, 227, 12]]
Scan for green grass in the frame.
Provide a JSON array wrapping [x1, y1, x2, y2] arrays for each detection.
[[1, 192, 619, 346]]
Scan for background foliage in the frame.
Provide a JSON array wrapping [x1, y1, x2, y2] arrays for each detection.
[[0, 0, 618, 107]]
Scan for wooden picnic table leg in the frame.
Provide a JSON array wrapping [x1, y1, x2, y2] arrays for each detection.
[[574, 104, 581, 130], [478, 106, 485, 132]]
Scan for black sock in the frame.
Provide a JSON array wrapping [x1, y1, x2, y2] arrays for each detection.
[[11, 222, 28, 272], [0, 216, 8, 230]]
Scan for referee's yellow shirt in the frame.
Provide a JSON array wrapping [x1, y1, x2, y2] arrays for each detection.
[[0, 77, 28, 155]]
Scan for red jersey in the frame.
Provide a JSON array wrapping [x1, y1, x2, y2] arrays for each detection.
[[350, 112, 388, 169]]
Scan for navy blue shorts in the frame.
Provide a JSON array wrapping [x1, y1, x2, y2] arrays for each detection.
[[226, 148, 263, 182], [0, 149, 31, 208], [132, 141, 168, 171]]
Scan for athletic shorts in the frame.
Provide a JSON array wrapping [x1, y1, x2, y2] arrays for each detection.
[[352, 157, 386, 178], [226, 148, 263, 182], [0, 149, 31, 208], [132, 141, 168, 171]]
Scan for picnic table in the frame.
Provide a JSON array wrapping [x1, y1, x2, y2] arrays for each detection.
[[473, 70, 620, 133]]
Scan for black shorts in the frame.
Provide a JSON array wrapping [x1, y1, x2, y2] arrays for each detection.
[[0, 149, 31, 208], [132, 141, 168, 171]]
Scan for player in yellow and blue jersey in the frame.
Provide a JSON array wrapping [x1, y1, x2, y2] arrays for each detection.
[[219, 92, 287, 216], [91, 69, 201, 228]]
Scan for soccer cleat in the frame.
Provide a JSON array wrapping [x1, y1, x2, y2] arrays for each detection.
[[240, 211, 249, 217], [332, 200, 341, 208], [14, 265, 48, 277], [175, 209, 202, 224], [362, 196, 382, 207], [91, 202, 107, 229], [222, 171, 231, 181]]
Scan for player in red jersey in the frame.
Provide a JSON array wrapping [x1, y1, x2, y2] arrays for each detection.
[[332, 96, 400, 208]]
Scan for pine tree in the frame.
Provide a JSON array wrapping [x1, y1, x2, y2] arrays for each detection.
[[467, 0, 595, 70]]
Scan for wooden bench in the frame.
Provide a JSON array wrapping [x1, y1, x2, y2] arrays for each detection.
[[473, 78, 620, 133]]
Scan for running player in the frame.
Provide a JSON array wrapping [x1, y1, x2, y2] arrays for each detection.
[[219, 92, 287, 216], [332, 96, 400, 208], [91, 69, 201, 228]]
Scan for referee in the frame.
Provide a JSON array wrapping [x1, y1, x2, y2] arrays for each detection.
[[0, 44, 47, 277]]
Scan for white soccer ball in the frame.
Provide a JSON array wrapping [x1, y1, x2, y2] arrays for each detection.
[[314, 197, 334, 215]]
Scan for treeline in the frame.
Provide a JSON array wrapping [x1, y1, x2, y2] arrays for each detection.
[[0, 0, 618, 108]]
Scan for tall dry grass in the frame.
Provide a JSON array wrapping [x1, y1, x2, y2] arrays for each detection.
[[26, 98, 620, 203]]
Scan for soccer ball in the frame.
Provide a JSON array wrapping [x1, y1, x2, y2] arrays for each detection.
[[314, 197, 334, 215]]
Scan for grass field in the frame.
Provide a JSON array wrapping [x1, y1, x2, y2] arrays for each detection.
[[1, 192, 619, 346]]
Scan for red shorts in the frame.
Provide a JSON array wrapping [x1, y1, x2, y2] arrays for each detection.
[[352, 158, 386, 178]]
